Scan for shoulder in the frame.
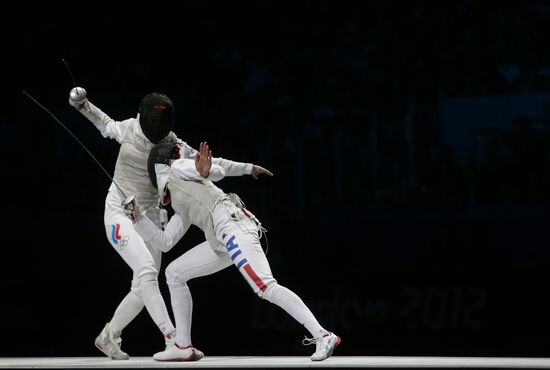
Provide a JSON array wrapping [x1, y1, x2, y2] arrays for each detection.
[[164, 131, 179, 143]]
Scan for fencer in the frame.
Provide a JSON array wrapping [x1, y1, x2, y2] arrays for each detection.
[[68, 88, 272, 360], [129, 141, 340, 361]]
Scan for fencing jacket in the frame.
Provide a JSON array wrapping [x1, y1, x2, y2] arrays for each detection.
[[137, 158, 251, 253], [75, 99, 179, 226], [169, 167, 227, 252], [114, 123, 177, 210]]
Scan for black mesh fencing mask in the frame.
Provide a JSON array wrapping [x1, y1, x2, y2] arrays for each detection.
[[139, 93, 175, 143], [147, 142, 180, 189]]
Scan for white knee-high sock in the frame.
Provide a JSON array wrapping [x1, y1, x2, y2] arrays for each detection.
[[168, 283, 194, 347], [141, 278, 176, 336], [264, 283, 327, 338], [109, 291, 145, 334]]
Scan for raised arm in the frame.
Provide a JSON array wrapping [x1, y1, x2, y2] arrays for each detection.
[[178, 141, 273, 178], [172, 142, 225, 182], [69, 87, 132, 143]]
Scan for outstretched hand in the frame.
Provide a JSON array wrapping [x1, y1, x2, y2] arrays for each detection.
[[251, 165, 274, 180], [195, 141, 212, 177]]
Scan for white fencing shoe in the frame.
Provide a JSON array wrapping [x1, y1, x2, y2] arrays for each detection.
[[94, 323, 130, 360], [303, 332, 341, 361], [153, 343, 204, 361]]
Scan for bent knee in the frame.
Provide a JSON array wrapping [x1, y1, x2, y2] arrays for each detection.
[[138, 270, 159, 287], [135, 262, 158, 281], [165, 263, 189, 286], [257, 279, 278, 300]]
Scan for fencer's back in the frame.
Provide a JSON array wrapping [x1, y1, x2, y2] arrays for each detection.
[[168, 173, 227, 250]]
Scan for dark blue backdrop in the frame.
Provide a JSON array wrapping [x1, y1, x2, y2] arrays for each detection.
[[3, 1, 550, 358]]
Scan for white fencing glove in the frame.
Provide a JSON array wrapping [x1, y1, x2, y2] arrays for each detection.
[[69, 87, 88, 110], [122, 195, 142, 223]]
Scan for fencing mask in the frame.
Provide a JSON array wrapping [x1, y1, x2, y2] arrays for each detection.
[[147, 142, 180, 189], [139, 93, 175, 143]]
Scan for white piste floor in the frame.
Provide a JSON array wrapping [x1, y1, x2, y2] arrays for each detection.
[[1, 356, 550, 369]]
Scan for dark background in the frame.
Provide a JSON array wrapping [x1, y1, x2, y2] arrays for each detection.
[[3, 0, 550, 358]]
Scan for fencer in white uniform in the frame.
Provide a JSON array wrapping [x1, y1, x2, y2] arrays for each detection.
[[132, 141, 341, 362], [69, 88, 272, 360]]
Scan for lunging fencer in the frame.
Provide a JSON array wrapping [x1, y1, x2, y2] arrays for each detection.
[[68, 87, 272, 360], [128, 141, 341, 361]]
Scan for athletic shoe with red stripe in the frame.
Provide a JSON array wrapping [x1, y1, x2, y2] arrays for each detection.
[[153, 343, 204, 361], [303, 332, 341, 361]]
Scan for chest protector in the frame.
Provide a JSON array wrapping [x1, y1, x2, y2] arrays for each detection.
[[113, 122, 177, 211]]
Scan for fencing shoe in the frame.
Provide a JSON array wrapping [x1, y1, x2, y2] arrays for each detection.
[[94, 323, 130, 360], [303, 332, 341, 361], [153, 343, 204, 361]]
